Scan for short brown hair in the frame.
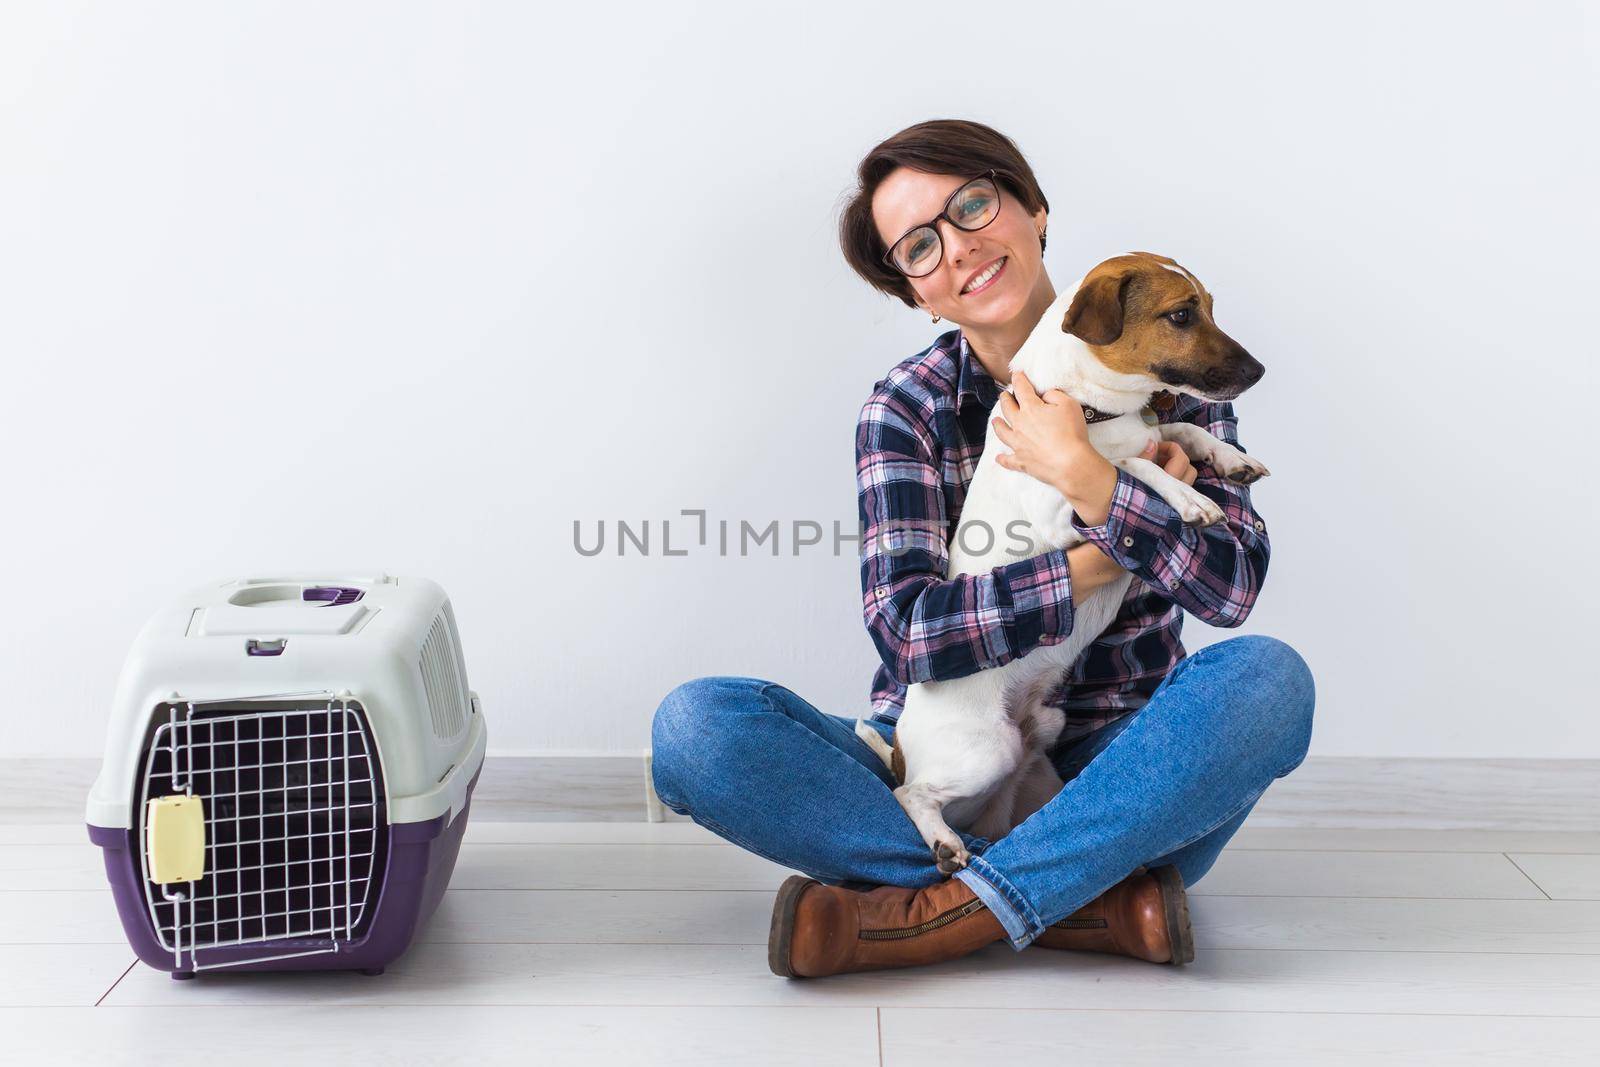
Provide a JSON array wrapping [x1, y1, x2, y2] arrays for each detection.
[[839, 119, 1050, 311]]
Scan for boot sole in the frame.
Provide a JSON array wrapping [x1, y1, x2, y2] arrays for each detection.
[[1150, 864, 1195, 965], [768, 874, 819, 978]]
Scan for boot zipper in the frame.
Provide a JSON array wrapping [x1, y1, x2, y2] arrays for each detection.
[[859, 899, 987, 941], [1049, 916, 1108, 930]]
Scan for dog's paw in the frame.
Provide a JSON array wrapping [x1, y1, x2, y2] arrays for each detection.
[[1211, 447, 1271, 485], [1174, 488, 1227, 528], [932, 840, 970, 875]]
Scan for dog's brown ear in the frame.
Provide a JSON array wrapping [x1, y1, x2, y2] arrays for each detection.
[[1062, 271, 1131, 346]]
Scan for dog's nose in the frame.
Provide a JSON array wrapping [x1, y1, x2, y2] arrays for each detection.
[[1206, 349, 1265, 397], [1228, 345, 1265, 387]]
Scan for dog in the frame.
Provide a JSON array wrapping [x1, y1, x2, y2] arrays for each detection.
[[855, 252, 1270, 874]]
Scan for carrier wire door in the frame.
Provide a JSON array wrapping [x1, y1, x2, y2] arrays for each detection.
[[137, 692, 387, 972]]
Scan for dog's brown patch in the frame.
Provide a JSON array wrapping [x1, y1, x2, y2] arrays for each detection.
[[890, 734, 906, 786], [1061, 252, 1262, 399]]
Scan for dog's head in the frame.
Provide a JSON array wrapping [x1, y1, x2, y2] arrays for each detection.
[[1061, 252, 1264, 402]]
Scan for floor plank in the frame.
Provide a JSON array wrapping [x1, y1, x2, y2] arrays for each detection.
[[18, 821, 1600, 852], [467, 821, 731, 845], [1235, 756, 1600, 832], [0, 945, 135, 1006], [420, 891, 1600, 955], [881, 1007, 1600, 1065], [1193, 849, 1544, 899], [16, 755, 1600, 830], [15, 838, 1563, 898], [449, 843, 798, 891], [1506, 854, 1600, 900], [1228, 827, 1600, 854], [0, 843, 108, 891], [12, 887, 1600, 954], [0, 820, 734, 846], [4, 1005, 880, 1066], [100, 941, 1600, 1017], [1190, 895, 1600, 954], [444, 843, 1552, 898], [0, 825, 89, 845]]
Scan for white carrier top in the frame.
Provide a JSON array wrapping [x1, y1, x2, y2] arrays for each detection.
[[86, 574, 487, 830]]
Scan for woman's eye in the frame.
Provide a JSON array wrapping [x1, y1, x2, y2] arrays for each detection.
[[959, 196, 991, 218], [1166, 308, 1192, 326]]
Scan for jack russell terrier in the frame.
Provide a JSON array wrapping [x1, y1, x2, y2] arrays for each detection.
[[855, 252, 1270, 874]]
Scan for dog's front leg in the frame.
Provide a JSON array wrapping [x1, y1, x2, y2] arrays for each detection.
[[1158, 422, 1271, 484], [1112, 456, 1226, 527], [893, 781, 973, 875]]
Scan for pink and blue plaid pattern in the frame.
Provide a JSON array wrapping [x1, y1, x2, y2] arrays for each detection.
[[856, 329, 1271, 742]]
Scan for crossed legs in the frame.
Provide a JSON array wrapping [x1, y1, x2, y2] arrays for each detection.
[[649, 634, 1314, 943]]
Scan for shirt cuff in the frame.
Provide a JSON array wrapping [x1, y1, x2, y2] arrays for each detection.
[[997, 547, 1074, 653], [1069, 467, 1180, 573]]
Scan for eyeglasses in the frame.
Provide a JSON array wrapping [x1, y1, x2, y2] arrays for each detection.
[[881, 170, 1003, 279]]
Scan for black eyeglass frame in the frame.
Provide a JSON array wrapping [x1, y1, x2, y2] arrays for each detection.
[[881, 169, 1004, 279]]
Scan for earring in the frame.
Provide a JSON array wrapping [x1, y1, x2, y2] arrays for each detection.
[[931, 313, 941, 323]]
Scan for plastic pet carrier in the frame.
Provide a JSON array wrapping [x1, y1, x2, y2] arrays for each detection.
[[85, 574, 487, 979]]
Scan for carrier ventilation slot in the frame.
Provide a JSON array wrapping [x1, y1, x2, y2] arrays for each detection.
[[137, 699, 386, 971], [419, 614, 467, 740]]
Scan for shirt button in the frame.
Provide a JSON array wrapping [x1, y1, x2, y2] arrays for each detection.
[[1166, 575, 1181, 590], [1253, 519, 1265, 533], [1121, 535, 1135, 548], [874, 587, 888, 600]]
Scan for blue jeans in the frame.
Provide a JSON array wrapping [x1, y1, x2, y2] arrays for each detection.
[[650, 634, 1315, 950]]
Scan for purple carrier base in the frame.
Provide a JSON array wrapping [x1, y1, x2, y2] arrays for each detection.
[[86, 764, 482, 980]]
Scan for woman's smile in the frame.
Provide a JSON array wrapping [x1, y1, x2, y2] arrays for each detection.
[[960, 256, 1007, 296]]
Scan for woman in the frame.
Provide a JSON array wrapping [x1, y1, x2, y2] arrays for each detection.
[[650, 119, 1315, 980]]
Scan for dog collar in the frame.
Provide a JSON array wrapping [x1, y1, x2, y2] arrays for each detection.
[[1084, 391, 1174, 425]]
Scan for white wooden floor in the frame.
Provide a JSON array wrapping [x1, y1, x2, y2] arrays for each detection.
[[4, 820, 1598, 1065]]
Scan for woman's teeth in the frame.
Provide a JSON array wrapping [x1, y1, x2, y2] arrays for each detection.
[[962, 257, 1006, 294]]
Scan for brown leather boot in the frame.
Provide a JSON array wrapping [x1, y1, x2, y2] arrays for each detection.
[[768, 874, 1007, 978], [1029, 864, 1195, 964]]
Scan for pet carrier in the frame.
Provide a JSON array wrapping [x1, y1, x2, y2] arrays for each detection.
[[85, 574, 487, 979]]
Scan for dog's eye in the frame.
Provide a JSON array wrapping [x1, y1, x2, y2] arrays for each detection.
[[1166, 308, 1192, 327]]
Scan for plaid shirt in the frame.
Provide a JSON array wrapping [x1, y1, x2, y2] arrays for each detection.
[[856, 329, 1270, 741]]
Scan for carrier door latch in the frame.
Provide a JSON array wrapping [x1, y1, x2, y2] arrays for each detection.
[[146, 794, 207, 884]]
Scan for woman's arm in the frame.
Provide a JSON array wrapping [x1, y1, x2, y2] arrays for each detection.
[[988, 372, 1269, 626], [1067, 399, 1270, 626], [856, 389, 1115, 687]]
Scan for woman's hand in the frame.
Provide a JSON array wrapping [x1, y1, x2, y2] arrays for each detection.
[[991, 369, 1155, 498], [991, 370, 1104, 491], [992, 370, 1201, 491]]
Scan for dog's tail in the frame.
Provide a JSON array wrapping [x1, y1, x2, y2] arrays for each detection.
[[854, 718, 896, 772]]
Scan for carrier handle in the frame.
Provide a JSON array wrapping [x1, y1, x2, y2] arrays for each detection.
[[301, 586, 365, 606]]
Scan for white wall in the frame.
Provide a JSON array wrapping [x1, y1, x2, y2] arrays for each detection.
[[1, 1, 1594, 758]]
